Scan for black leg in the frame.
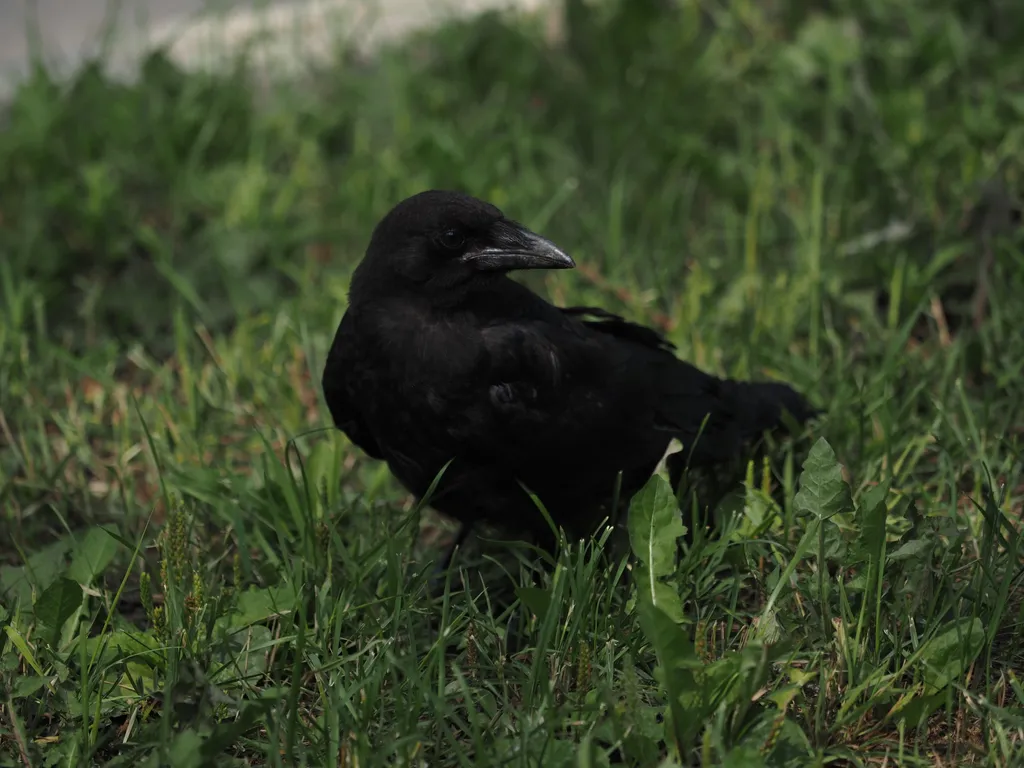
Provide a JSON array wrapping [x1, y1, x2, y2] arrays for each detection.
[[428, 522, 473, 597]]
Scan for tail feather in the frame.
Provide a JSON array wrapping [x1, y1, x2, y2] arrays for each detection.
[[728, 380, 820, 439], [658, 374, 817, 469], [660, 373, 818, 540]]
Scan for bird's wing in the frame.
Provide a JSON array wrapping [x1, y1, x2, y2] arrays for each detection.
[[559, 305, 815, 465], [321, 310, 385, 460], [556, 305, 729, 447], [461, 313, 670, 471], [559, 305, 676, 353]]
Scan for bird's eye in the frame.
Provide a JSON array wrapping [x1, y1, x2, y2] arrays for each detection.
[[439, 229, 465, 251]]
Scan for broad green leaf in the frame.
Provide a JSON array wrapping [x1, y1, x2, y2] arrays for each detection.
[[636, 599, 699, 755], [628, 474, 685, 579], [167, 729, 205, 768], [1, 538, 74, 611], [888, 538, 931, 562], [82, 628, 159, 668], [228, 584, 298, 627], [889, 688, 946, 728], [857, 480, 889, 601], [857, 481, 890, 560], [793, 438, 853, 521], [918, 618, 986, 694], [633, 567, 684, 623], [720, 745, 767, 767], [33, 577, 83, 648], [13, 675, 47, 698], [768, 683, 803, 711], [68, 525, 120, 585]]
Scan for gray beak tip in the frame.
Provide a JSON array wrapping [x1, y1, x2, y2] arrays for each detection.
[[463, 222, 576, 272]]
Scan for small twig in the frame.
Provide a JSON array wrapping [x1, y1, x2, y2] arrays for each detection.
[[929, 296, 952, 347], [4, 698, 32, 768]]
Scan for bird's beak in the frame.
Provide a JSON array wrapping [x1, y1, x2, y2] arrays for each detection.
[[462, 220, 576, 272]]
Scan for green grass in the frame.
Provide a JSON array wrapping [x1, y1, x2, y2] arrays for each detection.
[[3, 0, 1024, 765]]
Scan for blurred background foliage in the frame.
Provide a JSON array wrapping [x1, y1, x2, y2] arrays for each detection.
[[2, 0, 1021, 354]]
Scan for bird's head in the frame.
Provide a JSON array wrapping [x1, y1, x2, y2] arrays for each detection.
[[351, 190, 575, 299]]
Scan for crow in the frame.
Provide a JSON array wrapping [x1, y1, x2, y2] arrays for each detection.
[[322, 190, 817, 574]]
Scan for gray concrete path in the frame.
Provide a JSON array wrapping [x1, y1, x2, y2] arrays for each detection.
[[0, 0, 548, 96]]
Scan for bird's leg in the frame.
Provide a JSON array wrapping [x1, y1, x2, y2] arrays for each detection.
[[428, 522, 473, 597]]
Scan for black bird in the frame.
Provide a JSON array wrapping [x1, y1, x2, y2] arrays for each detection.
[[323, 190, 817, 574]]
